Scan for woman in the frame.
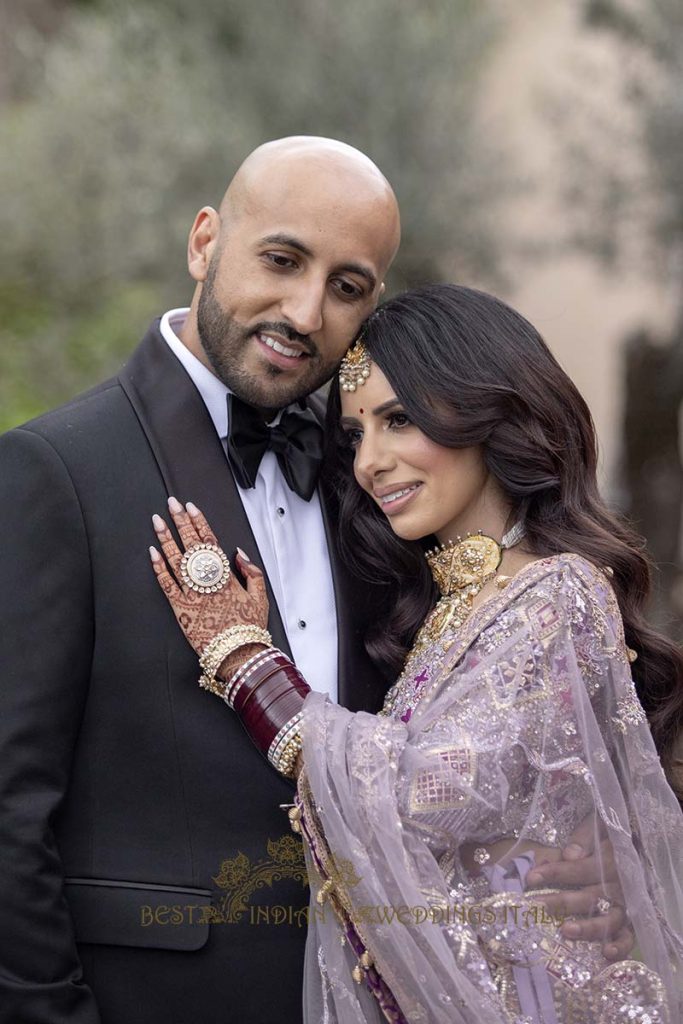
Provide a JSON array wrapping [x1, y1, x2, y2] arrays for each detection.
[[149, 285, 683, 1023]]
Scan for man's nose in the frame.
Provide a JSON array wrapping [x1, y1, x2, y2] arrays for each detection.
[[280, 278, 325, 337]]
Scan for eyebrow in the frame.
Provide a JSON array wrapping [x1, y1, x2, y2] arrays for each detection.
[[258, 233, 377, 291], [340, 398, 401, 425]]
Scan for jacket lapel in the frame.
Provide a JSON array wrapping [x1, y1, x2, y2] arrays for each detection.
[[118, 321, 292, 658]]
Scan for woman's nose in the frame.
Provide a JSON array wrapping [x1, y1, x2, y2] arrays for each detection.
[[354, 431, 394, 484]]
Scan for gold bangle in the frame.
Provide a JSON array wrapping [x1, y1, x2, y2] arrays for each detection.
[[269, 713, 304, 777], [198, 625, 272, 696], [275, 737, 302, 779]]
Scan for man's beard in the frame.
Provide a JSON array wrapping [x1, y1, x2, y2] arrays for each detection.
[[196, 259, 344, 413]]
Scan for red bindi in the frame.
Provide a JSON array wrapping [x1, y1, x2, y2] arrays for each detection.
[[359, 408, 364, 414]]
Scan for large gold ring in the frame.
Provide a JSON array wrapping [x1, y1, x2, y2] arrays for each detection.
[[180, 543, 231, 593]]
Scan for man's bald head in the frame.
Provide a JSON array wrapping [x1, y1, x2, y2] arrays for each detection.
[[228, 135, 394, 189], [219, 136, 400, 264], [181, 136, 400, 413]]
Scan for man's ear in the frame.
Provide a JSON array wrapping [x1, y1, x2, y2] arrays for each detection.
[[187, 207, 221, 283]]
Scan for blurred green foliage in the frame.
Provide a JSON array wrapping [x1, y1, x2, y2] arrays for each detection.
[[0, 0, 512, 429], [0, 282, 159, 431]]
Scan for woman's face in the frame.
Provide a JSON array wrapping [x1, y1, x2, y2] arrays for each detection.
[[339, 363, 507, 543]]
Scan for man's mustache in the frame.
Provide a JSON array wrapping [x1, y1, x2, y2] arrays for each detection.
[[250, 321, 317, 358]]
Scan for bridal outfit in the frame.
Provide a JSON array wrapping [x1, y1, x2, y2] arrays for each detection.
[[296, 554, 683, 1023]]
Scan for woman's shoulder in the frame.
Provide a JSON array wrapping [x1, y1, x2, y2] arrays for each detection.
[[504, 551, 626, 651], [460, 552, 626, 664], [506, 551, 615, 604], [443, 552, 632, 709], [534, 551, 614, 593]]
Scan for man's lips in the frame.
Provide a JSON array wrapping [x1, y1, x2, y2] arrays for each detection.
[[256, 332, 310, 358], [252, 331, 314, 371]]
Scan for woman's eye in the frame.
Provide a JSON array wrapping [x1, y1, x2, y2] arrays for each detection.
[[388, 412, 410, 428], [342, 428, 363, 448]]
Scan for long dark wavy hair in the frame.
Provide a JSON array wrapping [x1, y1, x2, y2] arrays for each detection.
[[324, 283, 683, 772]]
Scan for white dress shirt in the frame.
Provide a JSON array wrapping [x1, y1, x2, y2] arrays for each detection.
[[160, 308, 339, 700]]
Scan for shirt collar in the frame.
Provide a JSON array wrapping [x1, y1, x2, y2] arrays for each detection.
[[160, 308, 229, 438]]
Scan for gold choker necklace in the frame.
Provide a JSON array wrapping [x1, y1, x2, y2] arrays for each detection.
[[425, 522, 525, 597], [407, 524, 525, 673], [426, 532, 503, 597]]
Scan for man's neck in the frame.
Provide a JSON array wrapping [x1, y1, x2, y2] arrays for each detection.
[[168, 307, 289, 423], [178, 304, 215, 373]]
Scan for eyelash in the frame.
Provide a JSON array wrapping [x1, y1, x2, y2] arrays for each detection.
[[335, 280, 363, 300], [343, 412, 412, 449], [264, 253, 296, 269], [262, 253, 364, 301]]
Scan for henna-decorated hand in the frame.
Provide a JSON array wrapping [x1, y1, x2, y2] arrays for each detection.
[[149, 497, 268, 657]]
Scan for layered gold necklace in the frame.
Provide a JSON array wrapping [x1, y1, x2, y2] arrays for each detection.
[[403, 523, 526, 676]]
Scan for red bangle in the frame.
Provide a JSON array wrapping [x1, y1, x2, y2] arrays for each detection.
[[247, 687, 307, 751], [240, 671, 308, 751], [231, 655, 293, 714], [228, 653, 310, 761]]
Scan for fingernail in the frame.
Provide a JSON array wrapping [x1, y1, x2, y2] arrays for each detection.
[[168, 496, 183, 513], [605, 945, 618, 959], [526, 871, 543, 886], [562, 923, 580, 938], [149, 546, 161, 561], [236, 547, 251, 562], [152, 514, 165, 531], [564, 843, 585, 859], [186, 502, 200, 517]]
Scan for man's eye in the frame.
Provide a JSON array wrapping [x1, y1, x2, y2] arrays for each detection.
[[333, 278, 362, 299], [264, 253, 296, 268]]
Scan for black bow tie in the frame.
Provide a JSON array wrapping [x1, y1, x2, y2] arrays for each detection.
[[225, 393, 324, 501]]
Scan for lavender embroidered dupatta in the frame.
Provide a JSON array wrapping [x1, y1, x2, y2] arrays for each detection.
[[297, 554, 683, 1023]]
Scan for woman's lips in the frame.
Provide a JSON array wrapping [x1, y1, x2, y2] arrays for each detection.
[[377, 483, 423, 516]]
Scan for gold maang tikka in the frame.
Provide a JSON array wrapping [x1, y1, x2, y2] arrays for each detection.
[[339, 335, 372, 392]]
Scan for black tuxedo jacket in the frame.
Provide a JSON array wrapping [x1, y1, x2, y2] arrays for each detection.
[[0, 322, 386, 1024]]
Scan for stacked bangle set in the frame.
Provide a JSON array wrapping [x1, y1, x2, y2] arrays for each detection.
[[198, 625, 309, 779]]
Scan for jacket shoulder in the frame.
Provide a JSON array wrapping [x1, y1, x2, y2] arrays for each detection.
[[2, 377, 135, 448]]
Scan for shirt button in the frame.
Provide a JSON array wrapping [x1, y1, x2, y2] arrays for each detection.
[[276, 507, 286, 517], [298, 620, 307, 630]]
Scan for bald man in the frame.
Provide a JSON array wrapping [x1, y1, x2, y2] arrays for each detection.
[[0, 137, 400, 1024]]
